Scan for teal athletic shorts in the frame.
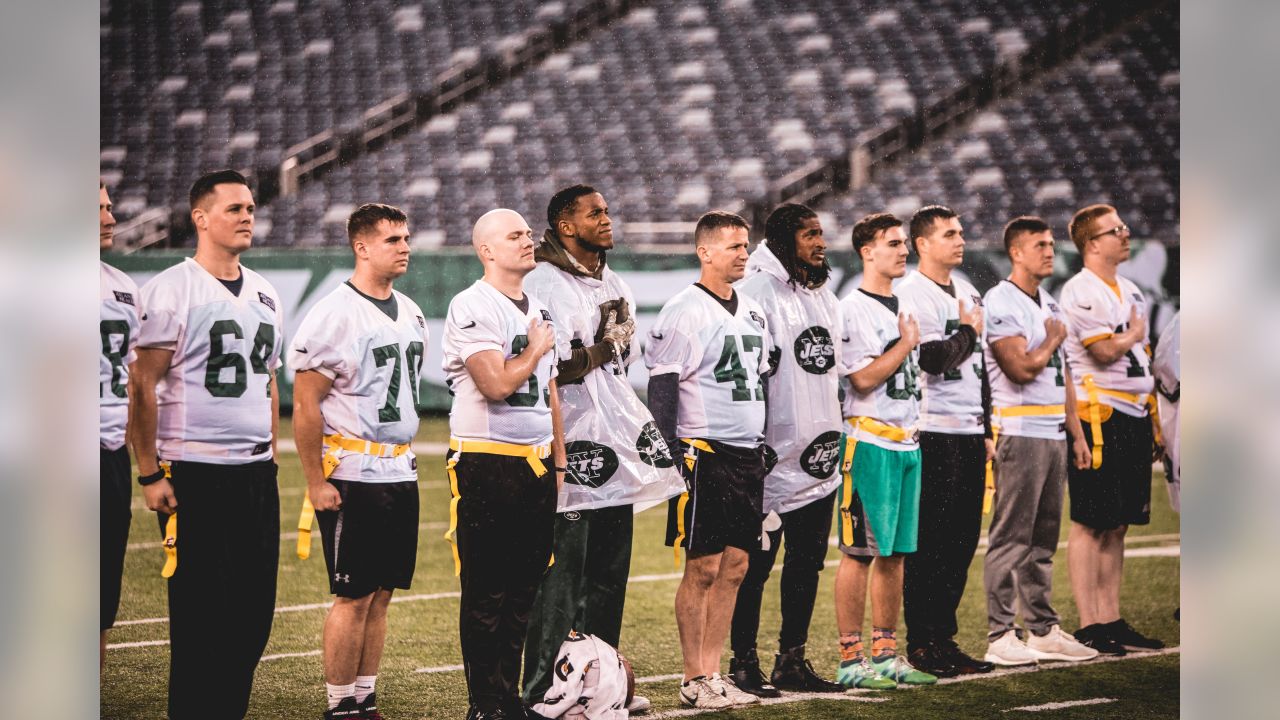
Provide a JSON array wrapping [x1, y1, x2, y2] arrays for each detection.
[[836, 438, 922, 557]]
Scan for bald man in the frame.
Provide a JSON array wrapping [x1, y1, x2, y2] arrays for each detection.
[[442, 209, 567, 720]]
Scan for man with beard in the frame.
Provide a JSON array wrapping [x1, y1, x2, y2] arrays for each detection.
[[522, 186, 684, 714], [726, 203, 844, 696]]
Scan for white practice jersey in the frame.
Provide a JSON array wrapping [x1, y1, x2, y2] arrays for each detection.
[[896, 271, 985, 435], [288, 283, 428, 483], [526, 261, 683, 512], [644, 285, 771, 447], [737, 245, 843, 514], [838, 289, 920, 450], [1153, 312, 1179, 502], [100, 261, 141, 450], [983, 280, 1068, 440], [137, 257, 283, 464], [443, 280, 559, 446], [1060, 268, 1154, 417]]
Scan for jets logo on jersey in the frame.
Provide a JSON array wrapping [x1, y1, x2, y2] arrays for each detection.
[[257, 292, 275, 311], [416, 314, 425, 328], [749, 310, 766, 329], [1048, 302, 1059, 312], [565, 441, 620, 488], [793, 326, 836, 375], [635, 421, 675, 468], [799, 430, 842, 479], [540, 309, 553, 322], [113, 290, 135, 305]]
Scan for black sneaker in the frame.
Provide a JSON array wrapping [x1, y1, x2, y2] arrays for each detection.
[[324, 696, 365, 720], [1105, 619, 1165, 651], [936, 639, 995, 675], [1074, 624, 1127, 656], [770, 645, 844, 693], [907, 643, 959, 678], [464, 705, 508, 720], [730, 649, 781, 697], [359, 692, 383, 720]]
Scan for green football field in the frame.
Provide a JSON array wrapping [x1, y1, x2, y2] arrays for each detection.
[[102, 418, 1179, 719]]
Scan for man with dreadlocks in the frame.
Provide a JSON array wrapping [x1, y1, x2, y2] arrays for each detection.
[[521, 185, 684, 713], [727, 203, 846, 696]]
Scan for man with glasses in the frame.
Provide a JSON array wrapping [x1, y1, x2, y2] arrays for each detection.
[[1058, 205, 1165, 655]]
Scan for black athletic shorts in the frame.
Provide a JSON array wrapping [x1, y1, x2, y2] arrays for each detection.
[[1068, 410, 1154, 530], [665, 439, 767, 555], [316, 479, 419, 598], [101, 445, 133, 631]]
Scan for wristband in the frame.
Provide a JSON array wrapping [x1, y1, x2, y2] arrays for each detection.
[[137, 469, 167, 486], [553, 466, 567, 473]]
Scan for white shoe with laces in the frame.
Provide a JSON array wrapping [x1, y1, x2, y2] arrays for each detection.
[[1026, 625, 1099, 662], [626, 694, 651, 714], [984, 629, 1038, 666], [708, 673, 761, 705], [678, 677, 734, 709]]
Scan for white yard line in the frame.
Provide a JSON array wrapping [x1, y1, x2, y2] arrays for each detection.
[[1004, 697, 1118, 712], [415, 664, 465, 674], [260, 649, 323, 662]]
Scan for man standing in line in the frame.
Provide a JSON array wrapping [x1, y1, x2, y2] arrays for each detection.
[[100, 180, 139, 665], [727, 203, 844, 696], [833, 213, 935, 690], [1060, 205, 1165, 654], [442, 209, 566, 720], [895, 205, 994, 677], [522, 185, 683, 714], [981, 216, 1096, 666], [290, 204, 429, 719], [645, 211, 772, 709], [129, 170, 284, 719]]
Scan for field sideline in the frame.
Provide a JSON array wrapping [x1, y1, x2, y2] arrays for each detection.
[[102, 418, 1179, 719]]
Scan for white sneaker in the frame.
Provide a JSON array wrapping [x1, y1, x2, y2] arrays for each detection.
[[1026, 625, 1099, 662], [679, 677, 734, 709], [984, 629, 1038, 666], [709, 673, 761, 705], [627, 693, 652, 714]]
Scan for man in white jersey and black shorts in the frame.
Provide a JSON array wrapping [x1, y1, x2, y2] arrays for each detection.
[[290, 204, 428, 719], [833, 213, 935, 689], [981, 216, 1096, 666], [895, 205, 993, 678], [728, 203, 844, 696], [1061, 204, 1164, 654], [645, 211, 772, 709], [100, 179, 139, 664], [522, 185, 682, 714], [443, 209, 567, 720], [130, 170, 284, 719]]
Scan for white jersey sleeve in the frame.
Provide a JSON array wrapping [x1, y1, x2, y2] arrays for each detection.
[[737, 266, 843, 514], [1059, 268, 1154, 416], [443, 280, 558, 446], [644, 286, 768, 446], [137, 258, 284, 464], [982, 281, 1068, 439], [896, 272, 985, 435], [288, 285, 427, 482], [838, 289, 920, 450], [100, 262, 141, 450]]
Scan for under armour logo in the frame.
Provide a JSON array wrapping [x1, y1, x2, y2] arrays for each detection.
[[334, 573, 350, 583]]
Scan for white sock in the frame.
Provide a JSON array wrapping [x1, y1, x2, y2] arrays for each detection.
[[326, 682, 356, 710], [354, 675, 377, 703]]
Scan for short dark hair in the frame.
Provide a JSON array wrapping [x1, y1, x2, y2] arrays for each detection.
[[1002, 215, 1052, 254], [764, 203, 827, 286], [189, 170, 250, 210], [1068, 203, 1116, 253], [908, 204, 958, 253], [850, 212, 903, 257], [694, 211, 749, 246], [347, 203, 408, 243], [546, 184, 599, 234]]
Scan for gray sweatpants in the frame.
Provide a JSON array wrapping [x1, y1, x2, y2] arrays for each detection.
[[983, 434, 1066, 638]]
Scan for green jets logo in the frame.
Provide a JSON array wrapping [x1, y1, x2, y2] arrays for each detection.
[[800, 430, 843, 479], [565, 441, 620, 488], [794, 326, 836, 375], [636, 421, 675, 468]]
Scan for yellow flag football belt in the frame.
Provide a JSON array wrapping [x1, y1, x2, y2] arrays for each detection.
[[1079, 374, 1161, 471], [839, 417, 910, 546], [158, 462, 177, 578], [295, 434, 412, 560], [984, 405, 1066, 515], [670, 439, 716, 567], [443, 438, 551, 576]]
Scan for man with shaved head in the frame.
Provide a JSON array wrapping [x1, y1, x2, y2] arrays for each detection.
[[442, 208, 567, 720]]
